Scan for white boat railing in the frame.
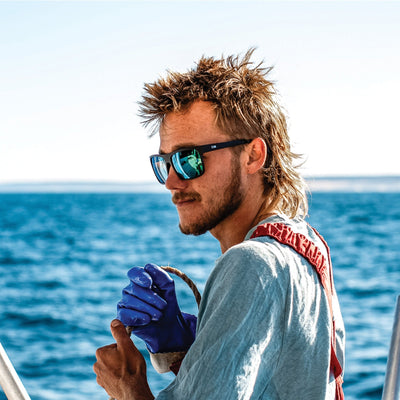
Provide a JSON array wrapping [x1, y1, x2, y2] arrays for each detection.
[[382, 295, 400, 400], [0, 343, 31, 400]]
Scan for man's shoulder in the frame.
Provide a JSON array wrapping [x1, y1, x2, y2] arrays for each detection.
[[213, 237, 289, 286], [244, 214, 328, 261], [225, 236, 287, 263]]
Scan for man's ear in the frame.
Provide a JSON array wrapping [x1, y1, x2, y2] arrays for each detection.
[[246, 138, 267, 174]]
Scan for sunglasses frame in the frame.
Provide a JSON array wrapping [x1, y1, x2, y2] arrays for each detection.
[[150, 139, 252, 184]]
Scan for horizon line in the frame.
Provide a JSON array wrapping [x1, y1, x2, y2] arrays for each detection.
[[0, 175, 399, 193], [1, 174, 399, 186]]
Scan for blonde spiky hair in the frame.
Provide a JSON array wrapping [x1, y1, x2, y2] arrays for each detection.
[[139, 49, 308, 218]]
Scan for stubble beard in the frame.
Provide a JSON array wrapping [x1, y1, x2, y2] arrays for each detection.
[[178, 160, 243, 236]]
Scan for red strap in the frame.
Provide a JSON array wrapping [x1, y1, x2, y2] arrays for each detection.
[[250, 222, 344, 399]]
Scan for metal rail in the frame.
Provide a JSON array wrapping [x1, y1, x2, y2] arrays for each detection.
[[0, 343, 31, 400], [382, 295, 400, 400]]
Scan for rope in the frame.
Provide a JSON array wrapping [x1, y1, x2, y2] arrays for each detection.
[[160, 266, 202, 307], [109, 267, 200, 400]]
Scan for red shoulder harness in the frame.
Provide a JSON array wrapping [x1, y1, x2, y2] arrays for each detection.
[[250, 222, 344, 400]]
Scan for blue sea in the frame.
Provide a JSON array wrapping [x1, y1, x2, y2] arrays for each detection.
[[1, 179, 400, 399]]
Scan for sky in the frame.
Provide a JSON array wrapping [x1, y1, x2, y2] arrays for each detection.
[[1, 0, 399, 184]]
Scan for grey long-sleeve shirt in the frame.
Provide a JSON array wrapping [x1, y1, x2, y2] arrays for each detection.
[[157, 215, 345, 399]]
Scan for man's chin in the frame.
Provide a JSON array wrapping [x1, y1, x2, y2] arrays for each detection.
[[179, 222, 209, 236]]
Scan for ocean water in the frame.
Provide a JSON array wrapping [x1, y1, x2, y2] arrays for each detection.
[[1, 188, 400, 399]]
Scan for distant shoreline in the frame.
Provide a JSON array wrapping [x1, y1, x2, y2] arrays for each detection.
[[0, 176, 399, 193]]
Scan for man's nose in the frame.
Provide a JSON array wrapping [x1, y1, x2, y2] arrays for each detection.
[[165, 166, 188, 190]]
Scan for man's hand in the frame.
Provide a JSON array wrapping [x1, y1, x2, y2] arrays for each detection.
[[94, 319, 154, 400], [117, 263, 196, 354]]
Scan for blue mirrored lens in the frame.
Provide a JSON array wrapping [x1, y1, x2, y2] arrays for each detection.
[[151, 156, 169, 184], [172, 149, 204, 179]]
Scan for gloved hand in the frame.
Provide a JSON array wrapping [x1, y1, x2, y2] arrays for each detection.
[[117, 263, 197, 354]]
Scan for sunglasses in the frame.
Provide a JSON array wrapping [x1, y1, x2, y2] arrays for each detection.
[[150, 139, 251, 184]]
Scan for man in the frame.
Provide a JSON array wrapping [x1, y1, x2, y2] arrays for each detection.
[[94, 50, 345, 400]]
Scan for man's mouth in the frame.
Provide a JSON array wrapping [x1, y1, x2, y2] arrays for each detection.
[[172, 192, 201, 206]]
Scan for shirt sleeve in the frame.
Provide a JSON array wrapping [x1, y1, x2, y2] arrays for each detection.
[[156, 240, 290, 400]]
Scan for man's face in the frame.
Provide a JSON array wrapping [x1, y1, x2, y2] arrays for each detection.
[[159, 101, 245, 236]]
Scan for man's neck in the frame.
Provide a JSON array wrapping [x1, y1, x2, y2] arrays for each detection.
[[211, 196, 275, 254]]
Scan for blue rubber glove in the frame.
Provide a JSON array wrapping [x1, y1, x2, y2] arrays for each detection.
[[117, 263, 197, 354]]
